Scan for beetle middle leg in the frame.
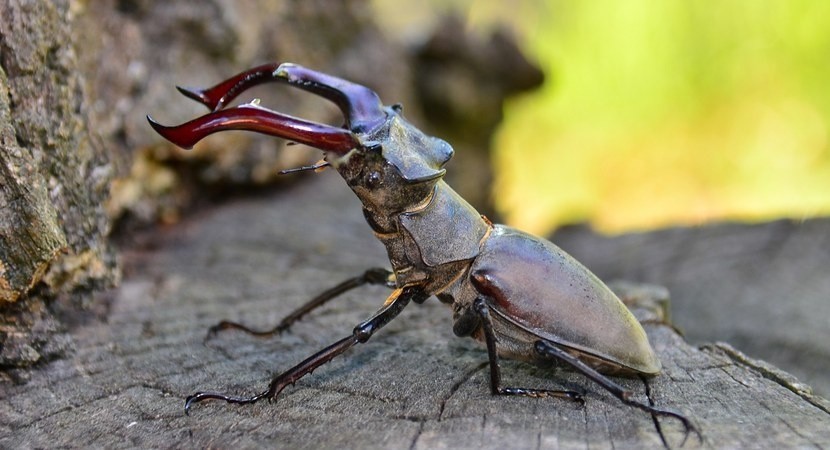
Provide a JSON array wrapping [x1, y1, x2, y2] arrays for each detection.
[[206, 268, 394, 339], [472, 298, 583, 401], [186, 285, 423, 413]]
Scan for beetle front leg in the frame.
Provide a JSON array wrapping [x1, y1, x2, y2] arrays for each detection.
[[207, 268, 394, 339], [533, 340, 701, 445], [472, 298, 583, 402], [186, 285, 422, 413]]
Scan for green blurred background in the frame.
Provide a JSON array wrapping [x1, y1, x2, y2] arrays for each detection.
[[375, 0, 830, 235]]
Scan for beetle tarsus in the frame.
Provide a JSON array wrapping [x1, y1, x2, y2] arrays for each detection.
[[497, 386, 585, 403], [204, 320, 275, 341], [533, 340, 702, 445], [184, 389, 269, 414], [473, 299, 584, 402], [204, 268, 394, 341], [185, 285, 416, 414]]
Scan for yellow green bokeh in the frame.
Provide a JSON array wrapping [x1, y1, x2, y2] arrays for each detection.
[[494, 0, 830, 234], [374, 1, 830, 234]]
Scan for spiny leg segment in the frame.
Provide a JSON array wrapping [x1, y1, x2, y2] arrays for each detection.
[[473, 298, 583, 401], [186, 285, 422, 413], [206, 268, 393, 339]]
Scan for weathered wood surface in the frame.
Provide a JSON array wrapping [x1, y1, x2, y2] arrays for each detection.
[[3, 176, 830, 448], [553, 217, 830, 399]]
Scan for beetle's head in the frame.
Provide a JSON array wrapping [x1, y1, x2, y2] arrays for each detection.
[[334, 107, 454, 212], [147, 63, 453, 212]]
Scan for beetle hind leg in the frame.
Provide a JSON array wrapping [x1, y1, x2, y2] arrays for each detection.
[[206, 268, 394, 340], [533, 339, 702, 445], [472, 299, 584, 402]]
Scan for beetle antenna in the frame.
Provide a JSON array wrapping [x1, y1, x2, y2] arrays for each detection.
[[278, 160, 330, 175]]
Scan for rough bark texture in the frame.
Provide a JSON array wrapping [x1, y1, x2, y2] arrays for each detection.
[[552, 219, 830, 399], [2, 176, 829, 448], [0, 0, 115, 369]]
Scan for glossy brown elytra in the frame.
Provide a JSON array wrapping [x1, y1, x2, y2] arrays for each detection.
[[148, 63, 699, 444]]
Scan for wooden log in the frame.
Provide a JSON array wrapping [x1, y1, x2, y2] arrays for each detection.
[[2, 176, 829, 448], [552, 216, 830, 399]]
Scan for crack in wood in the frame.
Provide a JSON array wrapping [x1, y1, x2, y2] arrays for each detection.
[[582, 405, 590, 449], [407, 420, 425, 450], [641, 376, 669, 448], [701, 342, 830, 415], [301, 384, 401, 404], [774, 415, 822, 449], [604, 407, 617, 450], [438, 361, 487, 421]]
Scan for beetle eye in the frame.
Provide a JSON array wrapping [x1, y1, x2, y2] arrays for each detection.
[[364, 142, 382, 154], [366, 171, 381, 188]]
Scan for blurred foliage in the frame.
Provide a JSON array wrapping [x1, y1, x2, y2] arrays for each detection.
[[374, 0, 830, 234]]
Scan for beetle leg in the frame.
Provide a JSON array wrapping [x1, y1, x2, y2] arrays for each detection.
[[472, 299, 583, 402], [206, 268, 394, 339], [185, 285, 423, 414], [533, 340, 702, 445]]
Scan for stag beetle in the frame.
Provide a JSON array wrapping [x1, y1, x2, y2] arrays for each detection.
[[148, 63, 699, 441]]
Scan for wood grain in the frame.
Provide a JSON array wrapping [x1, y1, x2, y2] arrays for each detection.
[[3, 176, 829, 448]]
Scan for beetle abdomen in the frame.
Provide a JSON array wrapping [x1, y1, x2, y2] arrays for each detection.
[[470, 225, 661, 375]]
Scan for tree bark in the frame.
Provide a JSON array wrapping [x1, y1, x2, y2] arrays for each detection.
[[0, 0, 114, 369]]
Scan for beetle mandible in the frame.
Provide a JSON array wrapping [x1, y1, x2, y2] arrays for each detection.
[[148, 63, 698, 440]]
